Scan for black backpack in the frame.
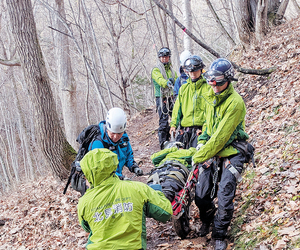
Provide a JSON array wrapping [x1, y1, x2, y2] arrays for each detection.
[[63, 125, 101, 195], [147, 160, 190, 202]]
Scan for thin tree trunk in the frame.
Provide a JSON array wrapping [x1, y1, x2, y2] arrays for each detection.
[[81, 0, 114, 108], [205, 0, 236, 47], [54, 0, 80, 150], [275, 0, 290, 24], [11, 68, 35, 179], [167, 0, 179, 71], [255, 0, 269, 43], [291, 0, 300, 14], [6, 0, 74, 180], [182, 0, 192, 52]]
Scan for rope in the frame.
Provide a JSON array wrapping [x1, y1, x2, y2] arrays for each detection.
[[157, 61, 176, 115]]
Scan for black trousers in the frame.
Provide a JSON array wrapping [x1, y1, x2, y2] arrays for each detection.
[[195, 153, 246, 240], [156, 97, 173, 149], [175, 126, 202, 149]]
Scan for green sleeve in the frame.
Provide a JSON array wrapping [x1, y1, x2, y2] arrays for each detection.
[[170, 95, 182, 128], [144, 187, 173, 223], [78, 200, 91, 233], [151, 67, 168, 88], [192, 101, 245, 164]]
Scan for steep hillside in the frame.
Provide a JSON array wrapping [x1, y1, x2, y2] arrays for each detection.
[[1, 19, 300, 250]]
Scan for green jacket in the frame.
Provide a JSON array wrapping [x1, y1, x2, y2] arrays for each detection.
[[170, 76, 211, 128], [192, 83, 249, 164], [78, 148, 172, 250], [151, 63, 178, 97]]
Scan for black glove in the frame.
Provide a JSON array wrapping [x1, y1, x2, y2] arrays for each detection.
[[133, 167, 143, 176]]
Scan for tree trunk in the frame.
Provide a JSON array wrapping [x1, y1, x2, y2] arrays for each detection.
[[182, 0, 192, 52], [54, 0, 80, 150], [291, 0, 300, 14], [6, 0, 75, 180], [274, 0, 290, 25], [255, 0, 269, 43], [233, 0, 252, 45], [205, 0, 236, 47], [167, 0, 179, 71]]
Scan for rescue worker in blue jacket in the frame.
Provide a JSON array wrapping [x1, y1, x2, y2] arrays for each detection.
[[89, 107, 143, 179], [173, 50, 192, 100]]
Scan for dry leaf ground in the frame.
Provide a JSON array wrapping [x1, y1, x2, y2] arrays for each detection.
[[1, 18, 300, 250]]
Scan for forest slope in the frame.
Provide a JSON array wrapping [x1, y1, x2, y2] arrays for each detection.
[[1, 18, 300, 249]]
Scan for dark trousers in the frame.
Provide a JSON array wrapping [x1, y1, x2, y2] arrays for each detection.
[[195, 153, 246, 240], [176, 126, 202, 149], [156, 97, 173, 149]]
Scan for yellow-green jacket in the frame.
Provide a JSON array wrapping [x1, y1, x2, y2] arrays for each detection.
[[192, 83, 249, 164], [78, 148, 172, 250], [151, 63, 178, 97], [170, 76, 211, 128]]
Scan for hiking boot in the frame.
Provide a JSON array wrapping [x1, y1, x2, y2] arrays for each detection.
[[215, 239, 227, 250], [198, 222, 210, 237]]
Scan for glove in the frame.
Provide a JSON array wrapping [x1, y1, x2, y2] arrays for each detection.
[[133, 167, 143, 176], [167, 78, 174, 88], [149, 184, 162, 191], [196, 143, 204, 151], [168, 78, 175, 85], [118, 175, 125, 180]]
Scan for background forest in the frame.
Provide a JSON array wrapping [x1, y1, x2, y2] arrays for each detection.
[[0, 0, 299, 194]]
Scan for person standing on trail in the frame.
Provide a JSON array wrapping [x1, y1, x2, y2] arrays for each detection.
[[192, 58, 254, 250], [77, 148, 173, 250], [89, 107, 143, 179], [151, 47, 178, 149], [173, 50, 192, 100], [170, 55, 211, 149]]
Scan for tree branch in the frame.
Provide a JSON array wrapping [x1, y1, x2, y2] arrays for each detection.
[[0, 58, 21, 66], [152, 0, 276, 75]]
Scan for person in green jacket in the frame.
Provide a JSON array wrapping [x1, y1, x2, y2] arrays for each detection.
[[77, 148, 172, 250], [192, 58, 254, 250], [170, 55, 211, 149], [152, 47, 178, 149]]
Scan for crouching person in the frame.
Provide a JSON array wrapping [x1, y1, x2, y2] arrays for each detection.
[[192, 58, 254, 250], [77, 148, 173, 250]]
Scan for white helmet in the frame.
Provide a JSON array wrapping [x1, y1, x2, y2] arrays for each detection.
[[106, 107, 127, 133], [180, 50, 192, 66]]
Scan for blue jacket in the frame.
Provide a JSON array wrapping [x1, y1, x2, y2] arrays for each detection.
[[89, 121, 135, 177], [173, 66, 189, 99]]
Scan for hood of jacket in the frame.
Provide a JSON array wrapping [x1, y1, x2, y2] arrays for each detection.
[[80, 148, 119, 188]]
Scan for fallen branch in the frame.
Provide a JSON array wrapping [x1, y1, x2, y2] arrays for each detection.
[[152, 0, 276, 75]]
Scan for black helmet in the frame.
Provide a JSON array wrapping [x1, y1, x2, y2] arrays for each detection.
[[204, 58, 235, 86], [158, 47, 171, 58], [183, 55, 205, 72]]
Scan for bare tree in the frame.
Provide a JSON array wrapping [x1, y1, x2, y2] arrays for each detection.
[[205, 0, 236, 47], [182, 0, 192, 52], [54, 0, 80, 150], [255, 0, 269, 43], [291, 0, 300, 14], [6, 0, 75, 180]]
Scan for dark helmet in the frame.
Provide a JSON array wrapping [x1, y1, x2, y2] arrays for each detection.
[[158, 47, 171, 58], [204, 58, 235, 86], [183, 55, 205, 72]]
